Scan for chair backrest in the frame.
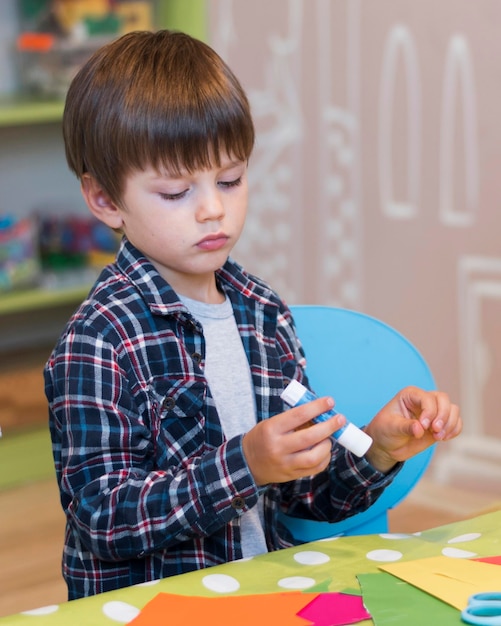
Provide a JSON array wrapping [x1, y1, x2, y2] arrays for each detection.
[[280, 305, 436, 540]]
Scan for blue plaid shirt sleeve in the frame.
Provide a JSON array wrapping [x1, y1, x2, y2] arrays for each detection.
[[47, 323, 260, 563]]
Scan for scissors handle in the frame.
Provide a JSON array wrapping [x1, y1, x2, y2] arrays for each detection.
[[469, 593, 501, 608], [461, 592, 501, 625]]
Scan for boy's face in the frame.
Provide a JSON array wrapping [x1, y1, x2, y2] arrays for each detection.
[[108, 154, 248, 302]]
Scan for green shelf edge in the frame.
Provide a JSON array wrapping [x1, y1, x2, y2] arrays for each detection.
[[0, 284, 90, 315], [157, 0, 207, 41], [0, 98, 65, 127]]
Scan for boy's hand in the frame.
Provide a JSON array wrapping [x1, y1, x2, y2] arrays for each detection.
[[364, 386, 462, 473], [242, 396, 346, 486]]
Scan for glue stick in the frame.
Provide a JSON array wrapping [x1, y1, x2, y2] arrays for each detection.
[[280, 380, 373, 457]]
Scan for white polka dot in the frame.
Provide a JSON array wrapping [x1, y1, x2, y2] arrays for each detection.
[[202, 573, 240, 593], [21, 605, 59, 616], [380, 533, 412, 540], [366, 549, 403, 562], [278, 576, 317, 590], [448, 533, 481, 544], [294, 550, 330, 565], [442, 547, 478, 558], [102, 601, 140, 622]]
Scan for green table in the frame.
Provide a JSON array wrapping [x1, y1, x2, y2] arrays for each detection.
[[1, 510, 500, 625]]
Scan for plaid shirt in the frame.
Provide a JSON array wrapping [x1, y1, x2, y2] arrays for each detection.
[[45, 238, 395, 600]]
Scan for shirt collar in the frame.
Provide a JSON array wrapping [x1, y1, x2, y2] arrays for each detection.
[[114, 237, 277, 315]]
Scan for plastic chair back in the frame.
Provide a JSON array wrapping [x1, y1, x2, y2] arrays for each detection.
[[280, 305, 436, 540]]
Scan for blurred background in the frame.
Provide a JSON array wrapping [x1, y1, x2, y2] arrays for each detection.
[[0, 0, 499, 617]]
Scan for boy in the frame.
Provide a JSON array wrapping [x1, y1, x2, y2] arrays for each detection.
[[44, 29, 462, 600]]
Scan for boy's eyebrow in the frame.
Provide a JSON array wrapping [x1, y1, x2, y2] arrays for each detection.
[[151, 160, 247, 179]]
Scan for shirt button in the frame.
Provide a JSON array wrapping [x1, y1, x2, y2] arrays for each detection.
[[162, 397, 176, 411], [231, 496, 245, 510], [192, 352, 203, 364]]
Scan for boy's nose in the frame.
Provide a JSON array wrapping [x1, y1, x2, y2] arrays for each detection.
[[196, 191, 225, 221]]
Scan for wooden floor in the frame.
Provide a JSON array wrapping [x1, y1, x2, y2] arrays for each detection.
[[1, 480, 67, 618], [1, 476, 499, 619]]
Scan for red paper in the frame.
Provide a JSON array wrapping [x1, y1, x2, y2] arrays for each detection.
[[127, 591, 319, 626], [297, 592, 371, 626], [475, 555, 501, 566]]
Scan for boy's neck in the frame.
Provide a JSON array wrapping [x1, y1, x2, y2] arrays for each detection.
[[175, 277, 225, 304]]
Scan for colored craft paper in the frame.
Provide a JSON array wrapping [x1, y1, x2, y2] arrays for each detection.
[[475, 555, 501, 566], [379, 556, 501, 610], [127, 592, 319, 626], [357, 572, 460, 626], [297, 592, 371, 626]]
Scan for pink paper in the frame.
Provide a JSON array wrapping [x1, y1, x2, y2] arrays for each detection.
[[297, 592, 371, 626]]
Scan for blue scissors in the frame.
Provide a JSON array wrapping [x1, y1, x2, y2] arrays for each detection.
[[461, 592, 501, 625]]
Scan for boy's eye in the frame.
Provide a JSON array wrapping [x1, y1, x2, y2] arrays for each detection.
[[157, 175, 242, 200], [159, 189, 188, 201], [219, 176, 242, 189]]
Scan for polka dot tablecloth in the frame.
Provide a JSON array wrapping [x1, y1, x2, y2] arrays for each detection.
[[2, 510, 500, 625]]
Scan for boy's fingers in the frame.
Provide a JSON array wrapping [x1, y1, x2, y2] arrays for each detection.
[[278, 396, 336, 431], [291, 439, 333, 473], [283, 410, 346, 455]]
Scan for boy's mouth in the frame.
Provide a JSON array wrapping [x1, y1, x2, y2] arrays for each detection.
[[196, 233, 229, 251]]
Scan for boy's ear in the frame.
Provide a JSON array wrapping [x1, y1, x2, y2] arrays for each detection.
[[81, 174, 124, 230]]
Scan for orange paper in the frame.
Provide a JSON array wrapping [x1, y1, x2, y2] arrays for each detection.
[[127, 591, 318, 625]]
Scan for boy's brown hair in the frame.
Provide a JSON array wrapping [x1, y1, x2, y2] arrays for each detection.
[[63, 29, 255, 205]]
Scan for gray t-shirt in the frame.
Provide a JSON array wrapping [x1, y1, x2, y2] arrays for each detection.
[[179, 294, 267, 558]]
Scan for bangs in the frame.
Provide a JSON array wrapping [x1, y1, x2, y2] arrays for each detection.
[[128, 88, 255, 176], [102, 31, 255, 178]]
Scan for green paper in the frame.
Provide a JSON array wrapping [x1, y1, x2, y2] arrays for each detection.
[[358, 572, 460, 625]]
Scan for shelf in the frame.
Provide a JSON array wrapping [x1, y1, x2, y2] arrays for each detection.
[[0, 0, 208, 129], [0, 1, 207, 318], [0, 284, 90, 315], [0, 96, 65, 127]]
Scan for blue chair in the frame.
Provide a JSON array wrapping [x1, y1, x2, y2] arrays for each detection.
[[280, 305, 436, 540]]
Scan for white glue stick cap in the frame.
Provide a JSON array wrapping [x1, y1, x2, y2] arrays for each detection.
[[336, 423, 373, 457], [280, 380, 307, 406]]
